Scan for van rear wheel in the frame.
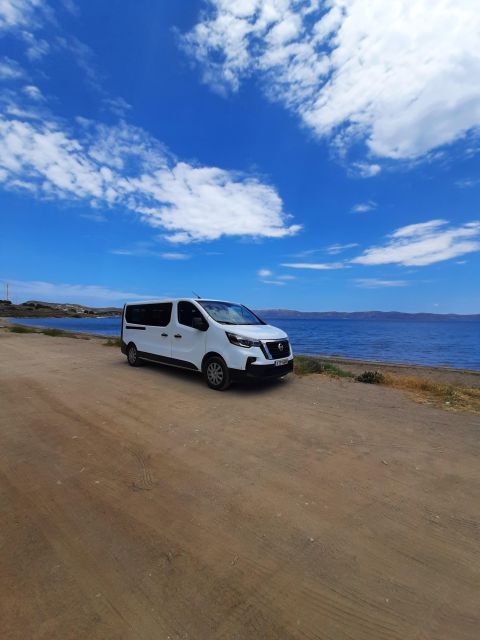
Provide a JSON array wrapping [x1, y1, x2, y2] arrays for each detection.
[[127, 343, 142, 367], [204, 356, 231, 391]]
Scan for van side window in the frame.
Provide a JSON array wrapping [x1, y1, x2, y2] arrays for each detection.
[[148, 303, 172, 327], [126, 303, 172, 326], [178, 301, 205, 328], [126, 305, 147, 324]]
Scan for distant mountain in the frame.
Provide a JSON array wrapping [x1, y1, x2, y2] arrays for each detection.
[[257, 309, 480, 322], [1, 300, 479, 321]]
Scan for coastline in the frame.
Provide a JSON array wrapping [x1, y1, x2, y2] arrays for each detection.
[[2, 317, 479, 384], [0, 316, 119, 341], [318, 354, 480, 387]]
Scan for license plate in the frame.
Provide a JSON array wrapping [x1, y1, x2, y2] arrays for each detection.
[[275, 358, 289, 367]]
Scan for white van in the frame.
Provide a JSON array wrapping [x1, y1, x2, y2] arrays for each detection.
[[120, 298, 293, 390]]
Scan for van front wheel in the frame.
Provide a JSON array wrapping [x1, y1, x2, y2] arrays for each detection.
[[204, 356, 231, 391], [127, 343, 142, 367]]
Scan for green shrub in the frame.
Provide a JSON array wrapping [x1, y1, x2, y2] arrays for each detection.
[[294, 356, 354, 378], [103, 337, 121, 347], [41, 328, 81, 338], [322, 362, 355, 378], [8, 324, 37, 333], [356, 370, 385, 384], [42, 328, 68, 337], [7, 324, 81, 338], [294, 356, 325, 374]]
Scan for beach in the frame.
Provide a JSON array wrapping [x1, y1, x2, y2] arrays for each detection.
[[1, 328, 479, 639]]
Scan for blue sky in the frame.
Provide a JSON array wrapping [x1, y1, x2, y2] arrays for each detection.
[[0, 0, 479, 312]]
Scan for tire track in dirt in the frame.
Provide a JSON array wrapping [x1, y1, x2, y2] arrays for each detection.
[[127, 448, 156, 491]]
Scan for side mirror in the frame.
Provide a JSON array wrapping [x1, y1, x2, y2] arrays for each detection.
[[192, 316, 208, 331]]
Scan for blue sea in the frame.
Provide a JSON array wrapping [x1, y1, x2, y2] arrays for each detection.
[[9, 316, 480, 371]]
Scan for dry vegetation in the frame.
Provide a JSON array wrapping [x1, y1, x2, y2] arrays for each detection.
[[382, 372, 480, 413], [295, 355, 480, 414]]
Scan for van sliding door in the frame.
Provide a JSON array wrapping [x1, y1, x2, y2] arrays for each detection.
[[143, 303, 173, 360]]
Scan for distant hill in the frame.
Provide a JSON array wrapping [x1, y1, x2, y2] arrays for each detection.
[[0, 300, 122, 318], [258, 309, 480, 322], [1, 300, 478, 321]]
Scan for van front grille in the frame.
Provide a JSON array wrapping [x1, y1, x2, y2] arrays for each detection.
[[265, 340, 290, 359]]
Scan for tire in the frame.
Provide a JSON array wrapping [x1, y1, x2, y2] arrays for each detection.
[[127, 343, 142, 367], [203, 356, 231, 391]]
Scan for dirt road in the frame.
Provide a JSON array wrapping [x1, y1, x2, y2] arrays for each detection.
[[1, 331, 479, 640]]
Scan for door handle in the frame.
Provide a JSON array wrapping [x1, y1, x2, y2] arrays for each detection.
[[161, 333, 168, 337], [174, 334, 182, 338]]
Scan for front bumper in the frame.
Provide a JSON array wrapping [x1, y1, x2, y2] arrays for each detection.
[[230, 357, 294, 381]]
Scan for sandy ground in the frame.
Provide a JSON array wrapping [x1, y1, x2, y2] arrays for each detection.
[[1, 330, 479, 640]]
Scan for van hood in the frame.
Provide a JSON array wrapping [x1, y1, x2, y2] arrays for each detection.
[[222, 324, 287, 340]]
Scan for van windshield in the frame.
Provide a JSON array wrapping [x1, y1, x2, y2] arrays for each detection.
[[198, 301, 264, 325]]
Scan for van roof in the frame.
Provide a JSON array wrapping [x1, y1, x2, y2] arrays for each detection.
[[125, 298, 239, 306]]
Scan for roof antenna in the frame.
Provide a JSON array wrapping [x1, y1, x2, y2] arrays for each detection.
[[192, 291, 201, 299]]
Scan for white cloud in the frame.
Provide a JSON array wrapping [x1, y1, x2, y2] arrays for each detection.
[[21, 30, 50, 60], [282, 262, 345, 270], [289, 219, 480, 270], [185, 0, 480, 161], [326, 243, 358, 255], [351, 201, 376, 214], [80, 211, 107, 223], [61, 0, 79, 16], [354, 279, 408, 288], [258, 268, 293, 284], [56, 35, 103, 91], [0, 56, 24, 79], [102, 96, 132, 118], [134, 162, 301, 243], [352, 220, 480, 266], [351, 163, 382, 178], [4, 278, 150, 306], [111, 246, 190, 260], [1, 3, 103, 99], [0, 108, 300, 243], [289, 248, 320, 258], [0, 0, 46, 31], [455, 178, 480, 189], [0, 3, 300, 247], [110, 249, 136, 256], [22, 84, 44, 101], [160, 252, 190, 260], [390, 220, 446, 239], [261, 279, 286, 286]]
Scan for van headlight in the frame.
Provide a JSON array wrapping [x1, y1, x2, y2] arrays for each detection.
[[226, 332, 261, 348]]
